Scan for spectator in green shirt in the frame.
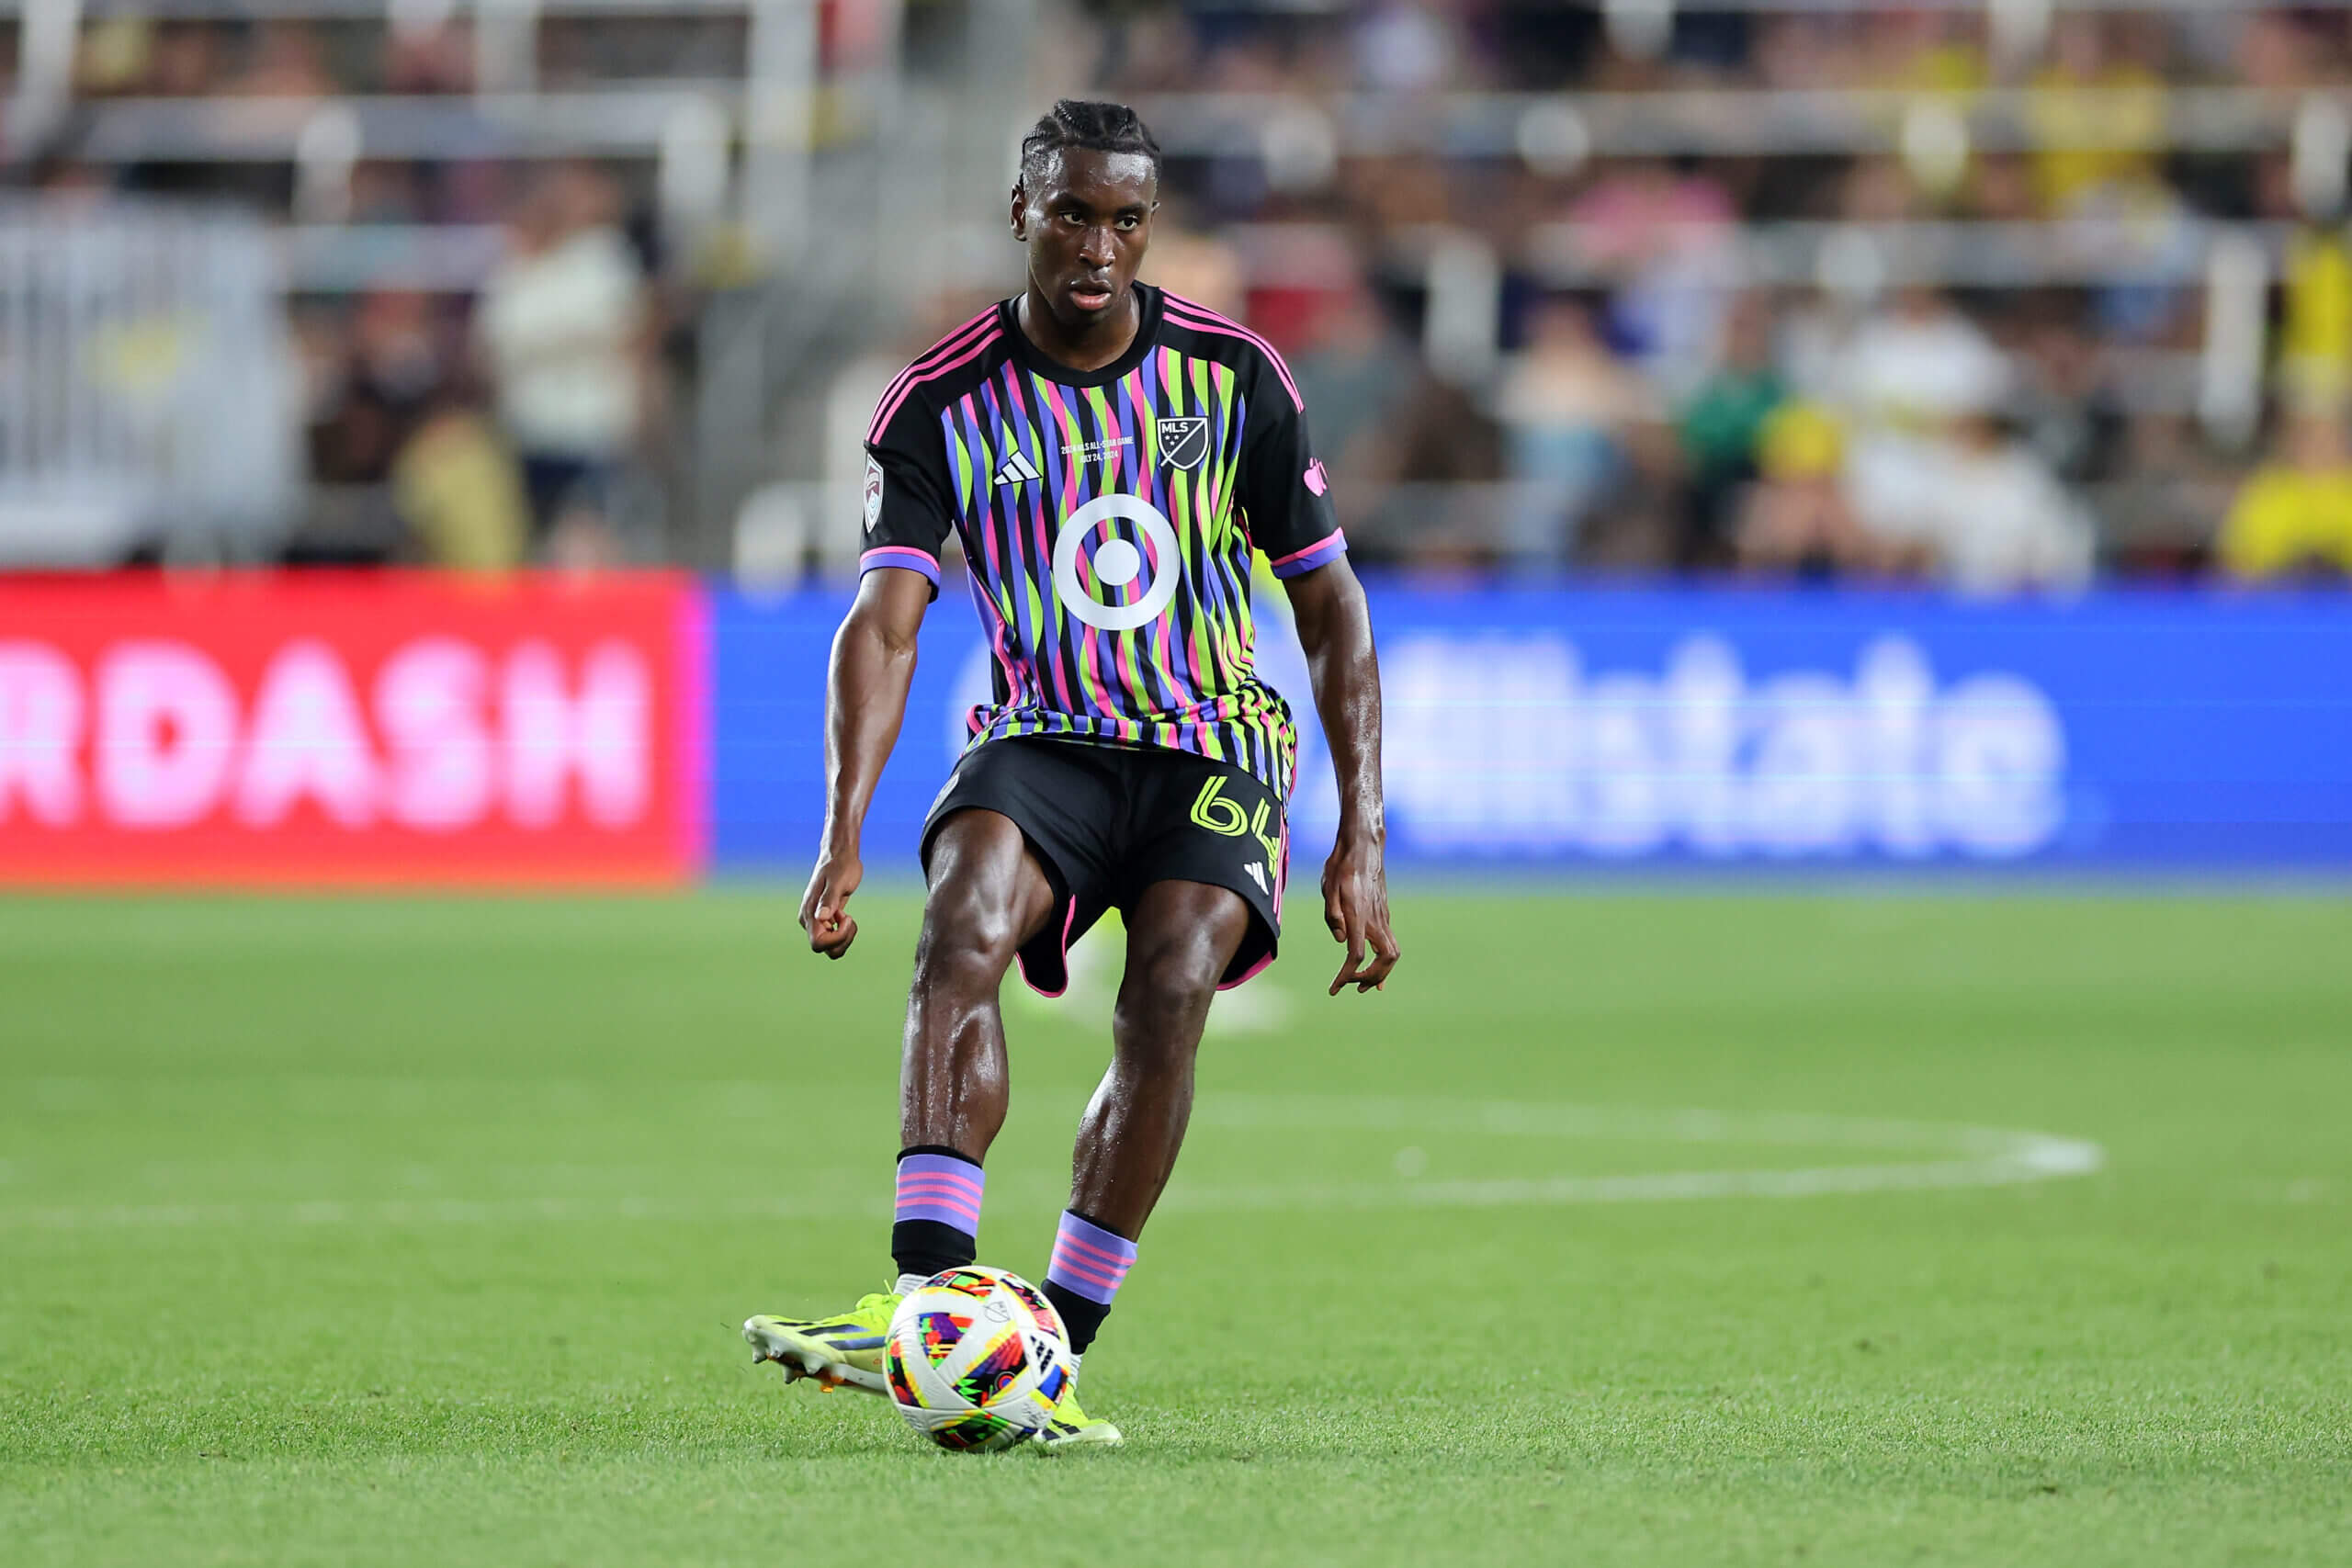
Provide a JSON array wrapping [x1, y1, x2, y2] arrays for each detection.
[[1677, 293, 1786, 569]]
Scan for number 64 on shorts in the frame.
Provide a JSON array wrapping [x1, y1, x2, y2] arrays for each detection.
[[1191, 775, 1283, 865]]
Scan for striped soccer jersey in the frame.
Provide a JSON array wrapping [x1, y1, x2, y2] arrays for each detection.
[[858, 284, 1345, 795]]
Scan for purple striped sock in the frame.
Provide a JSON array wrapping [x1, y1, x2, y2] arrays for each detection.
[[1046, 1211, 1136, 1305], [895, 1151, 984, 1234]]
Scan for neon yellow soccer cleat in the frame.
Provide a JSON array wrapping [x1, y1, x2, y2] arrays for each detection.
[[744, 1292, 899, 1395], [1034, 1379, 1123, 1450]]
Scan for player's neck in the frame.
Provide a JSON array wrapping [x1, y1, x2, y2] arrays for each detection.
[[1015, 287, 1142, 374]]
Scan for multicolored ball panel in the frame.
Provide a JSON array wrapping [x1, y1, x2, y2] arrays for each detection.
[[1002, 1276, 1064, 1339], [882, 1265, 1070, 1453], [950, 1330, 1028, 1405], [923, 1411, 1023, 1453], [917, 1311, 971, 1366], [885, 1352, 922, 1408]]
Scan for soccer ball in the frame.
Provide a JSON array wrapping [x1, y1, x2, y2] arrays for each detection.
[[884, 1266, 1070, 1451]]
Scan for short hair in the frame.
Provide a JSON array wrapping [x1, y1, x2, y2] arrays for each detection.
[[1018, 99, 1161, 193]]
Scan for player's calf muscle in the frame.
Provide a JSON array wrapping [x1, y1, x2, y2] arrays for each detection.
[[900, 908, 1017, 1147]]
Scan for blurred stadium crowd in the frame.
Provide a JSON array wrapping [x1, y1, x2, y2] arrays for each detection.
[[7, 1, 2352, 586]]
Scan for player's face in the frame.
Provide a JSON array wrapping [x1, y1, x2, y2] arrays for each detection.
[[1012, 149, 1158, 332]]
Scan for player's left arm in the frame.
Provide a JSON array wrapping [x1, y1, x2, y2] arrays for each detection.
[[1283, 558, 1400, 996], [1238, 345, 1399, 995]]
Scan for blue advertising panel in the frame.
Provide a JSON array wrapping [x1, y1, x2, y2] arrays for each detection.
[[710, 584, 981, 876], [711, 585, 2352, 875]]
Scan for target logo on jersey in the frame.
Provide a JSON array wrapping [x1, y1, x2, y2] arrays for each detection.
[[1052, 493, 1182, 632]]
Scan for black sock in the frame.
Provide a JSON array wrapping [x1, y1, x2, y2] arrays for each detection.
[[1042, 1280, 1111, 1355], [891, 1219, 976, 1282]]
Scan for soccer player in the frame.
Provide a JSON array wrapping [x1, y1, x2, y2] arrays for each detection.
[[744, 99, 1399, 1448]]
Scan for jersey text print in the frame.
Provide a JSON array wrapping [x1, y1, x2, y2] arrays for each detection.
[[859, 285, 1345, 795]]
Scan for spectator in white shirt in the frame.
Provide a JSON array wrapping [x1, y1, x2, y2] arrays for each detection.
[[475, 163, 648, 567]]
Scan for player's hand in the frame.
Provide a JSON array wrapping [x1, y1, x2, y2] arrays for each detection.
[[1321, 829, 1400, 995], [799, 846, 864, 960]]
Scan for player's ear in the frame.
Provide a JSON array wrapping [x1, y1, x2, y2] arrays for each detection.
[[1009, 183, 1028, 242]]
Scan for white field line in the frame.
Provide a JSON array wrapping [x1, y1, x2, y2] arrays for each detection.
[[1169, 1095, 2105, 1213], [0, 1096, 2102, 1231]]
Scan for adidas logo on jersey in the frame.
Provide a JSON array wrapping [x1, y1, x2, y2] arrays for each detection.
[[992, 426, 1042, 489]]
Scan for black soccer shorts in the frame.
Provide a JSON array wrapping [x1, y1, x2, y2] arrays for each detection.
[[918, 736, 1288, 997]]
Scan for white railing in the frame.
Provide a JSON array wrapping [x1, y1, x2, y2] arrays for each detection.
[[1340, 479, 2228, 564], [0, 200, 300, 565], [1135, 85, 2325, 162], [66, 89, 741, 164], [42, 84, 2335, 165]]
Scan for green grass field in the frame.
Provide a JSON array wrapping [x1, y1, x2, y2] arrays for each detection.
[[3, 890, 2348, 1566]]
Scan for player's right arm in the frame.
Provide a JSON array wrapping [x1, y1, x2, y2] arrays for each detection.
[[802, 406, 958, 958], [801, 567, 932, 958]]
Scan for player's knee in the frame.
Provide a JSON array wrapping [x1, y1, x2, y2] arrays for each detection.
[[1116, 940, 1221, 1043], [913, 892, 1023, 987]]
